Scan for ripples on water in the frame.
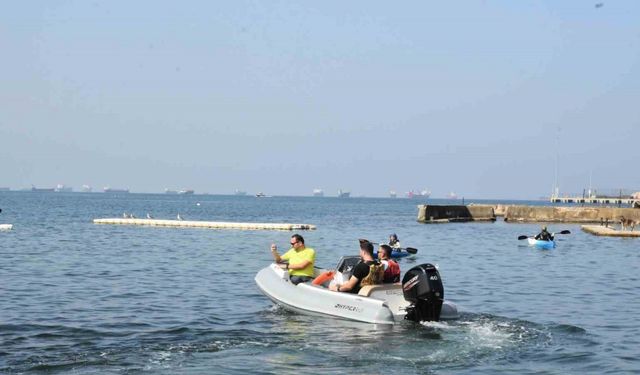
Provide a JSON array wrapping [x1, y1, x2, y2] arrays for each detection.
[[1, 193, 638, 374]]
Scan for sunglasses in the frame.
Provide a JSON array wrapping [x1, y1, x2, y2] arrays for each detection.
[[290, 241, 299, 246]]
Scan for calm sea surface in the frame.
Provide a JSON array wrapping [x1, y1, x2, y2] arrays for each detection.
[[1, 192, 638, 374]]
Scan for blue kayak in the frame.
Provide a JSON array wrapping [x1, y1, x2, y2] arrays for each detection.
[[373, 250, 411, 259], [527, 237, 556, 249]]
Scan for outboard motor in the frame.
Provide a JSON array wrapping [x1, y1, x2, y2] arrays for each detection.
[[402, 263, 444, 322]]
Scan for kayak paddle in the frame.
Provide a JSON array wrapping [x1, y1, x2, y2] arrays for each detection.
[[518, 230, 570, 240], [404, 247, 418, 254]]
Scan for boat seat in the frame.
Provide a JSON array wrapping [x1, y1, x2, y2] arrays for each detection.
[[358, 283, 401, 297]]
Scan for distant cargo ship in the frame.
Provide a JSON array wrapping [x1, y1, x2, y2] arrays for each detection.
[[313, 188, 324, 197], [55, 184, 73, 192], [31, 185, 55, 192], [103, 187, 130, 193], [406, 189, 431, 199], [178, 189, 194, 195], [165, 189, 178, 194], [81, 185, 92, 193], [389, 190, 397, 198], [338, 189, 350, 198]]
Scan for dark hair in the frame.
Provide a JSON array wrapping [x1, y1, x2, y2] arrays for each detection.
[[379, 244, 392, 258], [358, 239, 374, 255], [291, 234, 304, 244]]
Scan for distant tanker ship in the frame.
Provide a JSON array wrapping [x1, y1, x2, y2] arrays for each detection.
[[406, 189, 431, 199]]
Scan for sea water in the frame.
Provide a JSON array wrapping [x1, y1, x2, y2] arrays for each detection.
[[0, 192, 638, 374]]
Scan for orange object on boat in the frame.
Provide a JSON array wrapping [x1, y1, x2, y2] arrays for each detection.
[[312, 270, 335, 285]]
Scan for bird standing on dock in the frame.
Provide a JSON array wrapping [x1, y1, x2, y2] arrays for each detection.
[[123, 212, 128, 218], [146, 213, 153, 219], [177, 213, 183, 220]]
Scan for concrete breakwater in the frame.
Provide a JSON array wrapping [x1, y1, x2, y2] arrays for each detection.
[[417, 205, 496, 223], [452, 204, 640, 223], [93, 218, 316, 231], [503, 205, 640, 223]]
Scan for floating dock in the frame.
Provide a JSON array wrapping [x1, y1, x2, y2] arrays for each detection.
[[581, 225, 640, 237], [93, 218, 316, 231], [0, 224, 13, 230]]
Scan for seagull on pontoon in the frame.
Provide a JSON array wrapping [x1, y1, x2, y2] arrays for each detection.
[[177, 213, 183, 220], [146, 213, 153, 219], [123, 212, 129, 218]]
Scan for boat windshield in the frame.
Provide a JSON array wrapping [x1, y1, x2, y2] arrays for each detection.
[[335, 256, 361, 274]]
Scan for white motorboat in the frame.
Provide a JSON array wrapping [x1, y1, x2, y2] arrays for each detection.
[[255, 256, 458, 325], [0, 224, 13, 230]]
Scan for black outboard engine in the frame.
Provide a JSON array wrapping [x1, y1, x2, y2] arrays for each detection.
[[402, 263, 444, 322]]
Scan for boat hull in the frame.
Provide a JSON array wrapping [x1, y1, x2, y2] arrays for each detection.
[[372, 250, 410, 259], [527, 238, 556, 249], [255, 264, 457, 324]]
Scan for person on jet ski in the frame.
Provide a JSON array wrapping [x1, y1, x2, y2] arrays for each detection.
[[535, 226, 554, 241]]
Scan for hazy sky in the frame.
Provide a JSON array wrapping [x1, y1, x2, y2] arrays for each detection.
[[1, 1, 638, 199]]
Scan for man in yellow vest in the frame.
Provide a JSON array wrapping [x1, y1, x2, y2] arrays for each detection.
[[270, 234, 316, 285]]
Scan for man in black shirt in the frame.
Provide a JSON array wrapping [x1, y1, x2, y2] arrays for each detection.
[[330, 239, 382, 294]]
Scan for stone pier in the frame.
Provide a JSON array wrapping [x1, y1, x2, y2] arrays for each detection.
[[503, 206, 640, 223], [581, 225, 640, 237], [417, 205, 496, 223], [419, 204, 640, 224]]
